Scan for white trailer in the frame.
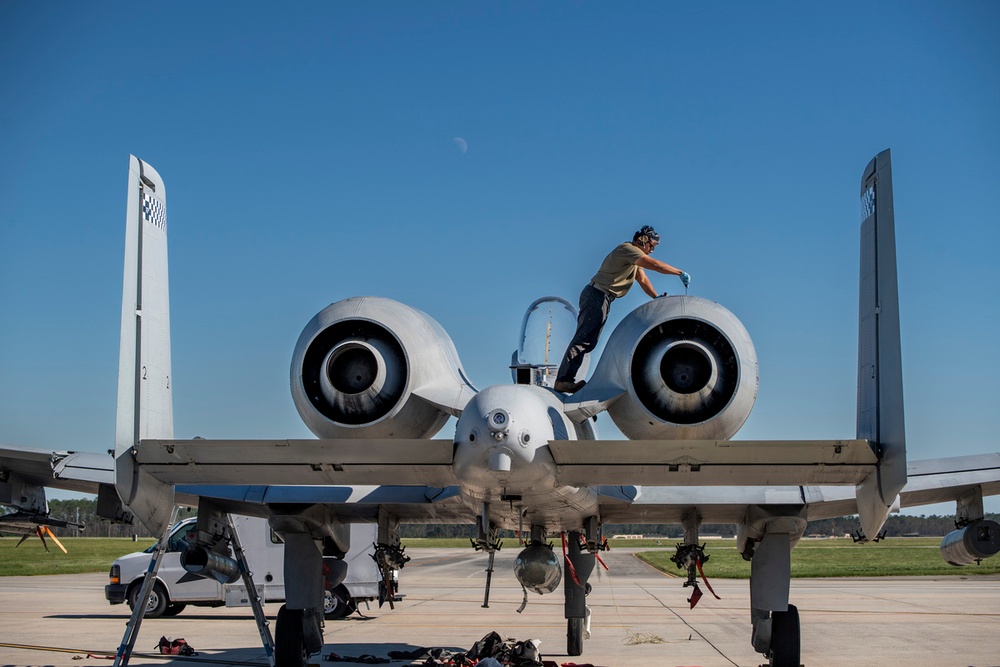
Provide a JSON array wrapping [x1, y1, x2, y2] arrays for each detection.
[[105, 516, 382, 619]]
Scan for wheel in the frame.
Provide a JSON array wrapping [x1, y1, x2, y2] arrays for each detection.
[[768, 604, 800, 667], [567, 617, 584, 656], [323, 584, 357, 620], [127, 582, 168, 618], [275, 604, 308, 667], [162, 603, 186, 617]]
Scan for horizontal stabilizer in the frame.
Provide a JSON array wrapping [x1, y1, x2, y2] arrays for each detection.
[[137, 439, 457, 487], [551, 439, 876, 486]]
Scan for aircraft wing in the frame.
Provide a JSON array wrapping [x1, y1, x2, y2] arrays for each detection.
[[0, 445, 113, 496], [595, 452, 1000, 526], [134, 438, 872, 491], [137, 439, 459, 487], [550, 439, 877, 486], [176, 483, 472, 523], [899, 453, 1000, 506]]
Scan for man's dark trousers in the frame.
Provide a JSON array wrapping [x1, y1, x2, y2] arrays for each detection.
[[556, 283, 614, 383]]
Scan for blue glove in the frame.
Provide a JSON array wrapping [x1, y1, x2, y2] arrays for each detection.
[[680, 271, 691, 288]]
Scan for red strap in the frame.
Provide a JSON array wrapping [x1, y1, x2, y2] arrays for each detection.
[[595, 552, 609, 571], [695, 558, 721, 600], [561, 532, 583, 588], [687, 585, 704, 608]]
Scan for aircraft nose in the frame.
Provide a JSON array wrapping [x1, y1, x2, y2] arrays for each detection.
[[453, 385, 558, 489]]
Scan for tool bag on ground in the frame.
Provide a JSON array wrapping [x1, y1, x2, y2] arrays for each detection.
[[156, 636, 196, 656]]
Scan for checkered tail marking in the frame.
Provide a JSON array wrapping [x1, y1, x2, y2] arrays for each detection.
[[142, 191, 167, 233]]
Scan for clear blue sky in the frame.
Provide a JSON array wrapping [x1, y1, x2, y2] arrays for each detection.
[[2, 2, 998, 515]]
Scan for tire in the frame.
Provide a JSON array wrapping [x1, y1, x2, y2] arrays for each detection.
[[127, 582, 169, 619], [275, 604, 308, 667], [768, 604, 800, 667], [323, 584, 357, 620], [162, 603, 186, 617], [567, 617, 584, 656]]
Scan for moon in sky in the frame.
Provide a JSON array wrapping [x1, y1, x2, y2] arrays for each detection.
[[452, 137, 468, 154]]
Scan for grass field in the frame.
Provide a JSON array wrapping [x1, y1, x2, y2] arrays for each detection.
[[0, 537, 151, 576], [3, 536, 999, 578]]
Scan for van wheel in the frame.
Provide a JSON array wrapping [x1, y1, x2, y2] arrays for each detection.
[[127, 582, 169, 618], [163, 603, 186, 617], [323, 584, 357, 620]]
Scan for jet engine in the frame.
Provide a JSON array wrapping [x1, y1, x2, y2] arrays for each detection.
[[514, 542, 562, 594], [291, 297, 476, 439], [940, 519, 1000, 566], [589, 296, 758, 440]]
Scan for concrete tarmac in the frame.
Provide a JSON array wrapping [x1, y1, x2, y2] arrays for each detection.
[[1, 548, 998, 667]]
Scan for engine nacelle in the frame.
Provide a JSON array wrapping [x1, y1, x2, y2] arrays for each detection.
[[291, 297, 475, 439], [940, 519, 1000, 566], [591, 295, 758, 440]]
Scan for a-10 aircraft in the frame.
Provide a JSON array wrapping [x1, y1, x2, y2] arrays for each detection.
[[2, 150, 1000, 667]]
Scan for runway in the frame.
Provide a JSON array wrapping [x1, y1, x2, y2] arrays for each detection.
[[1, 547, 998, 666]]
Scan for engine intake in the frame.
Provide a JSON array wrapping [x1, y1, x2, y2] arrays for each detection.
[[590, 296, 758, 440], [291, 297, 475, 439], [305, 321, 406, 425]]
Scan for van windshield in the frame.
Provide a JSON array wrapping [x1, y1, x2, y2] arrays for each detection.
[[143, 520, 196, 553]]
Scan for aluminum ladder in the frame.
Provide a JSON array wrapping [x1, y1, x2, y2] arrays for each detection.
[[226, 513, 276, 666], [113, 506, 180, 666]]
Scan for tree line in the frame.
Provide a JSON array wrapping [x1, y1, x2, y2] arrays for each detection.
[[405, 513, 996, 540], [3, 499, 994, 540], [0, 500, 193, 538]]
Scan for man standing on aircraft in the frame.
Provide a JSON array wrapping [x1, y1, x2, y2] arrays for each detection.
[[553, 225, 691, 394]]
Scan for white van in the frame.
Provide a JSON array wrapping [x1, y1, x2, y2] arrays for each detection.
[[105, 516, 383, 619]]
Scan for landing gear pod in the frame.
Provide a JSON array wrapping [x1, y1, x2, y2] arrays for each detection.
[[179, 545, 241, 584], [514, 542, 562, 594], [940, 520, 1000, 566]]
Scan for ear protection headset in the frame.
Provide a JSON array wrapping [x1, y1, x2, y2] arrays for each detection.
[[633, 225, 660, 245]]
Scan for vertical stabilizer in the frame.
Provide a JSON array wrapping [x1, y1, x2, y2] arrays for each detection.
[[855, 149, 907, 538], [114, 155, 176, 536]]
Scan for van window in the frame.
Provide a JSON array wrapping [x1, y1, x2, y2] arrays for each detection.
[[169, 528, 196, 553], [143, 520, 196, 554]]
